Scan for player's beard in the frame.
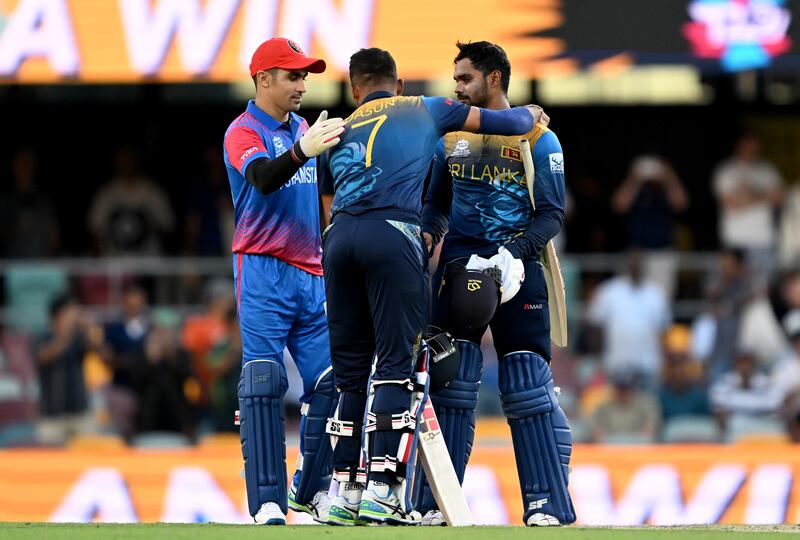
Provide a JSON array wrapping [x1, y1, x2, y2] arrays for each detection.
[[457, 80, 489, 108]]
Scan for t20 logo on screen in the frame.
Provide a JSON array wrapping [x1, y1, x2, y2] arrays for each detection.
[[684, 0, 792, 71]]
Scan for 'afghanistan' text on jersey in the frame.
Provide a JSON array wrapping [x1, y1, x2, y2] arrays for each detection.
[[223, 100, 322, 275]]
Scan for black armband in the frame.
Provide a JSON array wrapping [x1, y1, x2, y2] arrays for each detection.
[[245, 148, 307, 195]]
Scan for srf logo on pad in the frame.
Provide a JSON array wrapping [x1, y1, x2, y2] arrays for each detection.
[[467, 279, 481, 292]]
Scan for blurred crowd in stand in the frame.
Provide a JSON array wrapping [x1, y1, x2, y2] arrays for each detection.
[[1, 130, 799, 447]]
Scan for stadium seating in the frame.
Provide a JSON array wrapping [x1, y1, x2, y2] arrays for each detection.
[[661, 415, 721, 443]]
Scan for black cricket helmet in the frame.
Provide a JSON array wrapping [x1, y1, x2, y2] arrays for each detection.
[[424, 328, 460, 394], [439, 261, 501, 334]]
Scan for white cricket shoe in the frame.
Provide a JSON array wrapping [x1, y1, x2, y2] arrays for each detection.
[[254, 502, 286, 525], [358, 481, 421, 526], [526, 512, 561, 527], [421, 509, 445, 526], [288, 488, 332, 524], [328, 482, 366, 526]]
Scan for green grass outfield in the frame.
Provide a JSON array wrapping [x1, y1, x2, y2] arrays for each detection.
[[2, 524, 799, 539]]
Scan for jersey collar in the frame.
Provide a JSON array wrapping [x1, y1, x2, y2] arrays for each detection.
[[246, 100, 295, 131], [360, 91, 394, 105]]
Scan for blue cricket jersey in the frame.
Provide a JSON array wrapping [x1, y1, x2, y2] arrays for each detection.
[[422, 124, 566, 261], [223, 100, 322, 275], [318, 92, 470, 223]]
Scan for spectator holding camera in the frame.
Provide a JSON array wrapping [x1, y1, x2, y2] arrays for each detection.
[[612, 154, 688, 299], [35, 294, 105, 445]]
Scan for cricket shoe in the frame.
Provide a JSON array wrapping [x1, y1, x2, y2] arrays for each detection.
[[358, 481, 421, 526], [288, 487, 331, 524], [254, 502, 286, 525], [327, 482, 367, 526], [421, 509, 445, 526], [526, 513, 561, 527]]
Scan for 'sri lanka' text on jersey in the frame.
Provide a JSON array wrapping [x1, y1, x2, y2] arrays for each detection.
[[223, 100, 323, 276], [427, 124, 566, 261]]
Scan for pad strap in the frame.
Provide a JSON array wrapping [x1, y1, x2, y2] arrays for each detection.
[[333, 468, 367, 484], [365, 410, 416, 433], [327, 418, 362, 437]]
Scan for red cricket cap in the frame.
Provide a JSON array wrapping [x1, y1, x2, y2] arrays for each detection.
[[249, 38, 326, 77]]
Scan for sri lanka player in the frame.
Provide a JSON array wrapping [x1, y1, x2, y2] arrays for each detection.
[[317, 47, 545, 526], [415, 41, 576, 527]]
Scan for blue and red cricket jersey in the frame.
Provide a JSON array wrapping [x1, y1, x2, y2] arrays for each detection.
[[223, 100, 322, 276]]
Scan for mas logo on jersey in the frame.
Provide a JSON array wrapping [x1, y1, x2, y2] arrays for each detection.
[[452, 139, 470, 157], [501, 146, 521, 161], [272, 136, 287, 157], [549, 153, 564, 173]]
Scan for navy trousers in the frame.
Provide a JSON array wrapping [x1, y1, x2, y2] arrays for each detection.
[[323, 215, 428, 391]]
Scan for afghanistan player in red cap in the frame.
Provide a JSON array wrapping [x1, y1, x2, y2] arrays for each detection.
[[223, 37, 343, 526]]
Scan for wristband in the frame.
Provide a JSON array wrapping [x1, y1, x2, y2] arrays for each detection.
[[290, 141, 309, 164]]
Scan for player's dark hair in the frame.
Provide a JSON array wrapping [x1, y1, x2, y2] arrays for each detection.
[[454, 41, 511, 93], [349, 48, 397, 87]]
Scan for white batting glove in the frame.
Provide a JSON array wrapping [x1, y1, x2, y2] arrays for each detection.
[[299, 110, 345, 157], [488, 247, 525, 303]]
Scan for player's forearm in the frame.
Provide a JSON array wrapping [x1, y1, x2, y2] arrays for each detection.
[[420, 169, 453, 249], [503, 207, 564, 260], [420, 203, 449, 250], [245, 143, 309, 195], [463, 106, 533, 135]]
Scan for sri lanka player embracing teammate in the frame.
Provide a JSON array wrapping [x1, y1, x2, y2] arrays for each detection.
[[416, 41, 576, 527], [317, 47, 545, 526]]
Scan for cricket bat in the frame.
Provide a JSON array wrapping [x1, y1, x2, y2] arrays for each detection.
[[519, 138, 569, 348], [417, 396, 475, 526]]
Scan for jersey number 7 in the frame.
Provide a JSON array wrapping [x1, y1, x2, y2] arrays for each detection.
[[351, 114, 387, 167]]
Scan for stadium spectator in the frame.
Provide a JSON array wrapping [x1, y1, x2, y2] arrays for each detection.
[[589, 368, 661, 443], [709, 350, 783, 429], [0, 325, 37, 447], [0, 149, 59, 258], [658, 327, 710, 422], [183, 144, 232, 256], [564, 173, 612, 253], [712, 132, 783, 278], [586, 250, 671, 388], [704, 248, 755, 380], [204, 306, 242, 432], [612, 154, 688, 299], [779, 182, 800, 268], [88, 147, 175, 255], [34, 294, 105, 445], [773, 312, 800, 441], [132, 314, 195, 438], [103, 284, 151, 441]]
